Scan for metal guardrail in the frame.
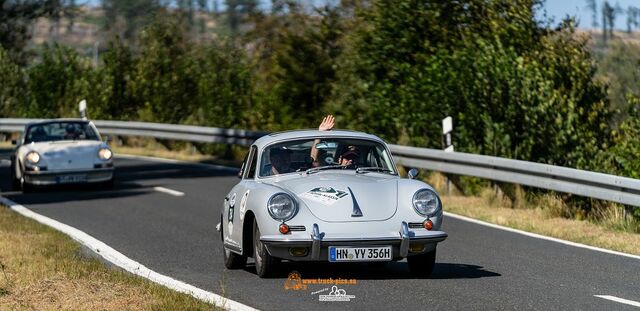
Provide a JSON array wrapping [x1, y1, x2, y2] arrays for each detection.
[[2, 118, 639, 207]]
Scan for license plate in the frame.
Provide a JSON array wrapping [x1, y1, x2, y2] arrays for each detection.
[[329, 246, 392, 262], [56, 174, 87, 184]]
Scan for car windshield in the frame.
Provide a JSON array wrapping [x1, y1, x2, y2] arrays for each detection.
[[24, 122, 100, 144], [259, 138, 396, 177]]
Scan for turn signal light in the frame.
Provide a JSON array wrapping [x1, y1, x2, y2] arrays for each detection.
[[279, 223, 290, 234], [423, 219, 434, 230]]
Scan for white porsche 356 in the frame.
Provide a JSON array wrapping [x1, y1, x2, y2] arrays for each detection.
[[10, 119, 114, 191], [218, 129, 447, 278]]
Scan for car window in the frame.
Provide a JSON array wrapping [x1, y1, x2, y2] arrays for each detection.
[[259, 138, 396, 177], [25, 121, 99, 144]]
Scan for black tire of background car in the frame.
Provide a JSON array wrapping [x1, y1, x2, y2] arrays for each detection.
[[222, 222, 247, 269], [407, 248, 437, 277], [99, 177, 115, 190], [10, 159, 21, 191], [253, 220, 280, 278]]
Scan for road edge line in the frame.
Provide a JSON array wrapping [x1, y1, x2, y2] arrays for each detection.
[[444, 211, 640, 260], [0, 196, 259, 311]]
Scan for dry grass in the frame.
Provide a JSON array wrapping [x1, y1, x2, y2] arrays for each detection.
[[442, 194, 640, 256], [0, 205, 220, 310]]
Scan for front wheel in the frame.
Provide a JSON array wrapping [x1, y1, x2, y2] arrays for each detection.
[[407, 248, 436, 277], [253, 220, 279, 278]]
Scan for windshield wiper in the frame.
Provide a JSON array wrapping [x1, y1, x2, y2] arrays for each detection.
[[305, 164, 347, 174], [356, 167, 394, 174]]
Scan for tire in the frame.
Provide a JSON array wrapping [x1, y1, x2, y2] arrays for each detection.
[[407, 248, 436, 277], [253, 220, 279, 278], [10, 160, 20, 191], [222, 222, 247, 269], [100, 177, 115, 190], [21, 177, 34, 193]]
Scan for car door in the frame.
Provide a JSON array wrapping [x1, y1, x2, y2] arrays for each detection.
[[223, 145, 258, 253]]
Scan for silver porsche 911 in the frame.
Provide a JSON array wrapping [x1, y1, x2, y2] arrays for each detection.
[[218, 130, 447, 278], [10, 119, 114, 192]]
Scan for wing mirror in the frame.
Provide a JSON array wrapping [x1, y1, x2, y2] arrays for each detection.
[[103, 135, 113, 143], [407, 168, 419, 180]]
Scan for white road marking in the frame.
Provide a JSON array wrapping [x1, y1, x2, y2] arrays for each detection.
[[594, 295, 640, 307], [154, 186, 185, 197], [0, 196, 258, 311], [445, 212, 640, 260]]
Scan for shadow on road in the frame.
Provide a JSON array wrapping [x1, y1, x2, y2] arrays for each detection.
[[241, 260, 500, 280], [0, 152, 237, 205]]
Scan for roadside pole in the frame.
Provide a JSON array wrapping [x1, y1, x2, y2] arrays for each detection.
[[442, 116, 454, 195], [79, 100, 87, 120]]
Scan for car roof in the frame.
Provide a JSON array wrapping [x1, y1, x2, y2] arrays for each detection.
[[252, 129, 386, 150]]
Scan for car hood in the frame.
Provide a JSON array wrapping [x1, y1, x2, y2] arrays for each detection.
[[272, 172, 398, 222], [27, 140, 104, 170]]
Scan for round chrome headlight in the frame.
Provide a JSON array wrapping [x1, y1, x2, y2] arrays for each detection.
[[412, 189, 440, 217], [267, 193, 298, 221], [25, 151, 41, 164], [98, 148, 113, 160]]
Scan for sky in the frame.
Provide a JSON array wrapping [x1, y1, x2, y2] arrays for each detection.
[[543, 0, 639, 30], [81, 0, 638, 31]]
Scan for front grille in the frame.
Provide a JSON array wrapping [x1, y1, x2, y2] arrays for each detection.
[[408, 222, 424, 229], [289, 225, 306, 231]]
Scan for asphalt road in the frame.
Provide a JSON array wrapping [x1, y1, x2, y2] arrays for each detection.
[[1, 149, 639, 310]]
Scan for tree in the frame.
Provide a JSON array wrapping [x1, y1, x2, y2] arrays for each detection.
[[0, 0, 62, 64]]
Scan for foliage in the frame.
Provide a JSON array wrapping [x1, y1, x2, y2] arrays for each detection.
[[0, 0, 62, 64], [0, 48, 28, 118], [330, 0, 613, 171]]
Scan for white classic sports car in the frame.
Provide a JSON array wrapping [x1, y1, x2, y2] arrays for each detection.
[[10, 119, 114, 191], [218, 129, 447, 278]]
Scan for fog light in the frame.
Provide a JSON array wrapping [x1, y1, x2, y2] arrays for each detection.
[[423, 219, 433, 230], [289, 247, 309, 257], [279, 223, 290, 234], [409, 243, 425, 253]]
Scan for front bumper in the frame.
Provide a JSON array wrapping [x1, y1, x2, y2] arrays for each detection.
[[261, 221, 447, 261], [24, 167, 114, 185]]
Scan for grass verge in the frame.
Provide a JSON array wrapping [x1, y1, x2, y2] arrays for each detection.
[[0, 204, 220, 310], [440, 193, 640, 256]]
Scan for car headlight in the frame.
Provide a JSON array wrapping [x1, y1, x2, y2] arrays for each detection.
[[267, 193, 298, 221], [98, 148, 113, 160], [412, 189, 440, 217], [25, 151, 41, 164]]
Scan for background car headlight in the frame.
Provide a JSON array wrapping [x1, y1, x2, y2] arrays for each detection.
[[98, 148, 113, 160], [267, 193, 298, 221], [25, 151, 40, 164], [412, 189, 440, 217]]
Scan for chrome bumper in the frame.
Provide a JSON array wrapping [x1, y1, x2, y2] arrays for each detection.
[[24, 168, 114, 185], [261, 221, 447, 261]]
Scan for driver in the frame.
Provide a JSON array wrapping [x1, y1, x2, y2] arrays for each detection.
[[337, 145, 360, 168], [64, 124, 78, 140]]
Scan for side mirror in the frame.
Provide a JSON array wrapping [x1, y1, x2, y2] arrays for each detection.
[[407, 168, 419, 180], [11, 140, 17, 145], [103, 135, 113, 143]]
